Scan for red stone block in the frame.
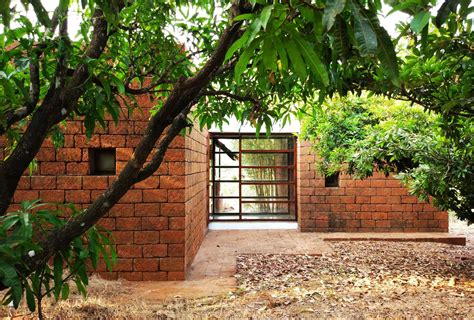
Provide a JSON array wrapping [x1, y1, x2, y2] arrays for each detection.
[[117, 245, 142, 258], [142, 189, 167, 203], [74, 135, 100, 147], [401, 196, 418, 204], [143, 272, 168, 281], [375, 220, 390, 228], [134, 258, 159, 271], [36, 148, 56, 161], [113, 259, 134, 271], [169, 135, 186, 149], [135, 204, 161, 217], [65, 190, 90, 203], [373, 212, 388, 219], [169, 217, 185, 230], [143, 244, 167, 257], [41, 162, 65, 175], [371, 196, 386, 204], [164, 149, 185, 162], [112, 231, 134, 244], [355, 196, 370, 204], [168, 162, 185, 176], [83, 176, 108, 189], [97, 218, 115, 229], [57, 176, 82, 189], [167, 272, 185, 280], [39, 190, 64, 203], [358, 212, 373, 220], [14, 190, 39, 203], [168, 244, 185, 257], [101, 135, 126, 148], [109, 204, 135, 217], [434, 211, 448, 220], [66, 162, 89, 175], [376, 188, 392, 196], [56, 148, 82, 162], [160, 176, 185, 189], [116, 217, 141, 230], [418, 212, 434, 220], [361, 220, 375, 227], [371, 180, 385, 188], [135, 176, 160, 189], [142, 217, 168, 231], [31, 176, 56, 190], [134, 231, 160, 244], [161, 203, 185, 216], [160, 258, 184, 271], [116, 148, 134, 161], [160, 230, 184, 244], [168, 190, 185, 202]]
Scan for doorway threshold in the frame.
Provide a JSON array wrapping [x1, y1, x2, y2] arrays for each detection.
[[208, 221, 298, 230]]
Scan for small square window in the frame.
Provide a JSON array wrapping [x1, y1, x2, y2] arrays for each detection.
[[325, 172, 339, 188], [89, 148, 116, 175]]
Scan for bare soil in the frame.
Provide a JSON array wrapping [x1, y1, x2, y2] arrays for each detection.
[[1, 219, 473, 319]]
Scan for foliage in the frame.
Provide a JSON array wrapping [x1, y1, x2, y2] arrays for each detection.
[[0, 200, 116, 318], [301, 94, 474, 223]]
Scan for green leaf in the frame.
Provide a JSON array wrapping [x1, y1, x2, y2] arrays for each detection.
[[259, 5, 273, 30], [225, 29, 250, 61], [293, 36, 330, 86], [375, 27, 400, 86], [262, 36, 277, 71], [25, 284, 36, 312], [410, 11, 431, 34], [75, 278, 87, 297], [53, 254, 63, 299], [351, 1, 377, 56], [61, 283, 70, 300], [234, 38, 260, 84], [274, 37, 288, 72], [323, 0, 347, 31], [286, 39, 307, 81], [233, 13, 255, 22]]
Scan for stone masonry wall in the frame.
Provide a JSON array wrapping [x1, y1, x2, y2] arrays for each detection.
[[2, 94, 196, 281], [184, 125, 209, 273], [297, 140, 449, 232]]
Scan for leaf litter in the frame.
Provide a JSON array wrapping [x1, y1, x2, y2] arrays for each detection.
[[1, 231, 473, 319]]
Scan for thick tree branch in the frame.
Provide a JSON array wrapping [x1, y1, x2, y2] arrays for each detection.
[[134, 110, 191, 183]]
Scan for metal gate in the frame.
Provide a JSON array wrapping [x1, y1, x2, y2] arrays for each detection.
[[209, 133, 297, 221]]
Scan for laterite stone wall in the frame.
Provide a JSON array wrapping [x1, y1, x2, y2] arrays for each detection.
[[297, 140, 449, 232], [2, 93, 209, 281]]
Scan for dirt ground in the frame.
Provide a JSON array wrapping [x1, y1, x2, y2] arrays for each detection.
[[1, 218, 473, 319]]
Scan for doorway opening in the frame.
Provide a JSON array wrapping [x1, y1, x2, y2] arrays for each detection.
[[209, 133, 297, 221]]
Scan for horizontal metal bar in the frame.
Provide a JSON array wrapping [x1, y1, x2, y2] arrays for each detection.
[[241, 165, 294, 169], [210, 196, 290, 199], [212, 180, 293, 183], [241, 181, 296, 185], [241, 200, 295, 204], [213, 165, 295, 169], [240, 149, 293, 153]]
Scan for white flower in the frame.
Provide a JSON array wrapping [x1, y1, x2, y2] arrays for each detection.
[[27, 250, 35, 257]]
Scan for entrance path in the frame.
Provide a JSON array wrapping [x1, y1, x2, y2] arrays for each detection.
[[187, 230, 331, 281]]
